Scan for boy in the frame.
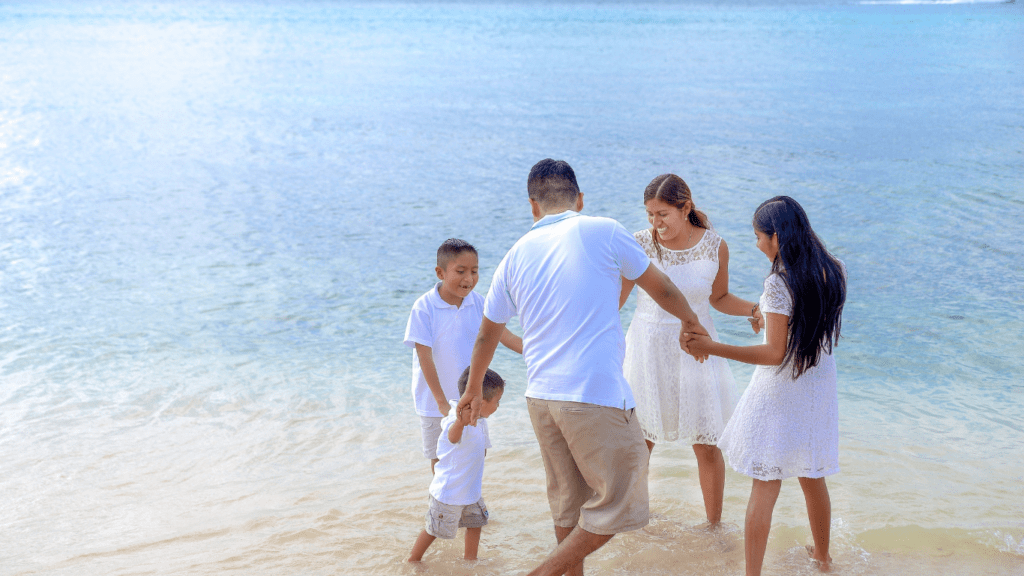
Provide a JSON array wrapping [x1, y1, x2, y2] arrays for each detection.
[[408, 367, 505, 562], [404, 238, 521, 472]]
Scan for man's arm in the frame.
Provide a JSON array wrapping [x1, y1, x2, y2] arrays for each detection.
[[456, 317, 505, 425], [414, 344, 450, 416], [632, 263, 709, 358]]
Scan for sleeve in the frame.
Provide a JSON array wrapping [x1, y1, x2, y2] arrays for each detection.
[[483, 253, 516, 324], [760, 274, 793, 316], [612, 221, 651, 281], [403, 297, 434, 348], [478, 418, 492, 450]]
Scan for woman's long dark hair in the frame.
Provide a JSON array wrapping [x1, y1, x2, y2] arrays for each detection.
[[644, 174, 710, 262], [753, 196, 846, 379]]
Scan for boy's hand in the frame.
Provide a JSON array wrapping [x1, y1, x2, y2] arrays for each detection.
[[437, 400, 451, 417]]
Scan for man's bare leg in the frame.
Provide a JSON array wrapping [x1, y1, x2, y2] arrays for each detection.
[[528, 525, 613, 576]]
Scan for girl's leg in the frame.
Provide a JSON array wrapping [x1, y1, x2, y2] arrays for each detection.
[[692, 444, 725, 524], [464, 526, 481, 560], [408, 530, 436, 562], [745, 478, 782, 576], [798, 477, 832, 571]]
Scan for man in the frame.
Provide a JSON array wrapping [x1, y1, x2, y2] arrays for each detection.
[[457, 159, 707, 576]]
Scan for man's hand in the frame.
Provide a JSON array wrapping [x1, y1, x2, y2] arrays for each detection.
[[456, 390, 483, 426], [679, 318, 710, 362]]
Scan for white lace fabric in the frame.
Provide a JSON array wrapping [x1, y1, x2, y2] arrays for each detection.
[[623, 228, 738, 445], [717, 272, 841, 481]]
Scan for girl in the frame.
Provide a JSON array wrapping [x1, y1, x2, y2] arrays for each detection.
[[685, 196, 847, 575], [620, 174, 761, 526]]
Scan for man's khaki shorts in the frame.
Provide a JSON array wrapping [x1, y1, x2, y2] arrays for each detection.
[[526, 398, 649, 536]]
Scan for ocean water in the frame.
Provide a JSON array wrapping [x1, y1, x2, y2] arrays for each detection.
[[0, 0, 1022, 574]]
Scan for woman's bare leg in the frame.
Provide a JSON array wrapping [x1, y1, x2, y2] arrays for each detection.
[[798, 477, 832, 572], [692, 444, 725, 524], [745, 479, 782, 576]]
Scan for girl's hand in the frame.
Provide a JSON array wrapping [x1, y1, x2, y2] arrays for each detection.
[[437, 400, 451, 417], [684, 333, 715, 356], [749, 304, 764, 334]]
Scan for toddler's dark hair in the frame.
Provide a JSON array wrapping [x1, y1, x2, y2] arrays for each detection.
[[457, 366, 505, 400], [437, 238, 478, 269]]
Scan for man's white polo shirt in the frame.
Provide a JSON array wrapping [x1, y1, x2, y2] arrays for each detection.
[[483, 211, 651, 409]]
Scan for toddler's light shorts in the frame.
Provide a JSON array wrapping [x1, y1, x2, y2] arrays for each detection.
[[424, 494, 488, 539], [420, 416, 443, 460]]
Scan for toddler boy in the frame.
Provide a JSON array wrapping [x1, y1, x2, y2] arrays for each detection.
[[404, 238, 521, 472], [408, 367, 505, 562]]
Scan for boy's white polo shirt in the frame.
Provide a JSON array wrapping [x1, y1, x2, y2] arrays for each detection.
[[484, 211, 651, 409], [405, 284, 484, 417], [429, 401, 492, 505]]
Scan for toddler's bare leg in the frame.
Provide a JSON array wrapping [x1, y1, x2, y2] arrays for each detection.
[[408, 530, 435, 562], [798, 477, 832, 572], [464, 526, 481, 560]]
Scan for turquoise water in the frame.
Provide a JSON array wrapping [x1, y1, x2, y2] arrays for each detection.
[[1, 1, 1022, 574]]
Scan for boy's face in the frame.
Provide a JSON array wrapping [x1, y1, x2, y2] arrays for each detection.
[[435, 251, 479, 303], [480, 387, 503, 418]]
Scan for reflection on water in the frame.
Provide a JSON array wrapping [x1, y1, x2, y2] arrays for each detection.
[[1, 0, 1022, 574]]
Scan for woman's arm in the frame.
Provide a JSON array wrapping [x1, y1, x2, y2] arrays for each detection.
[[619, 276, 636, 310], [686, 311, 789, 366], [709, 240, 758, 317]]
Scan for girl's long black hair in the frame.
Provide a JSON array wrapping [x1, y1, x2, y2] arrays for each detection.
[[753, 196, 846, 379]]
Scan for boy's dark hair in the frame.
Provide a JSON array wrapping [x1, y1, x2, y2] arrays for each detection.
[[437, 238, 478, 269], [527, 158, 580, 209], [457, 366, 505, 400]]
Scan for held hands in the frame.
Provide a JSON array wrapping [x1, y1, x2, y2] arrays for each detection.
[[455, 391, 482, 426], [683, 332, 715, 357], [679, 318, 710, 363], [749, 304, 764, 334]]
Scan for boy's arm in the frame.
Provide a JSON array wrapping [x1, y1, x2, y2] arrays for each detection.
[[447, 410, 468, 444], [414, 344, 450, 416], [499, 328, 523, 355]]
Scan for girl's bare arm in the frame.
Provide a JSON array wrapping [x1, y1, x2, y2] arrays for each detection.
[[686, 311, 789, 366]]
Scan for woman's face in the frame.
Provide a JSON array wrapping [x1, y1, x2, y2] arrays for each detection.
[[645, 197, 691, 243], [755, 228, 779, 262]]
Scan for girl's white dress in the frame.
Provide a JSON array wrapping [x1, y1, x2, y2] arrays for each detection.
[[717, 272, 840, 481], [623, 228, 738, 445]]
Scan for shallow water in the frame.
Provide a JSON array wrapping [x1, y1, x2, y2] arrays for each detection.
[[1, 0, 1022, 574]]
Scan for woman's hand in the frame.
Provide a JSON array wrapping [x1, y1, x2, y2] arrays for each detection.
[[749, 304, 764, 334]]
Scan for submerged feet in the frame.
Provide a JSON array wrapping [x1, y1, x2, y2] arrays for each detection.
[[805, 545, 832, 573]]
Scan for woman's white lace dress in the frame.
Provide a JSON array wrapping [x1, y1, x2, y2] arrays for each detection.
[[623, 228, 738, 445], [717, 273, 840, 481]]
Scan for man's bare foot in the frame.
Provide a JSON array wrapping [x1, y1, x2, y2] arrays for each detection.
[[805, 545, 832, 572]]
